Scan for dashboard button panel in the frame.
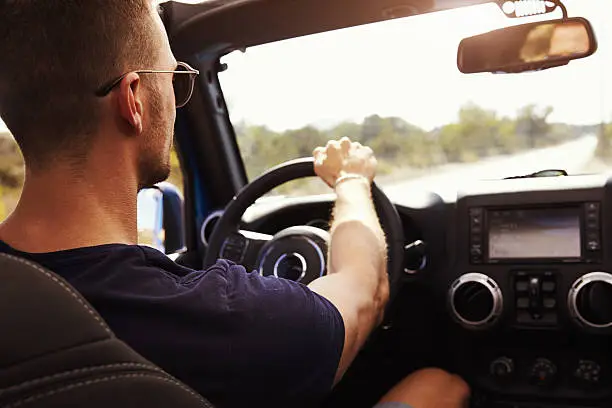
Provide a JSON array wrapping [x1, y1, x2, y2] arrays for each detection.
[[584, 202, 602, 256], [514, 271, 558, 326], [469, 207, 484, 264]]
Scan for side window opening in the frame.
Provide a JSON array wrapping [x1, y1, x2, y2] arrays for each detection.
[[0, 130, 23, 224], [137, 147, 185, 248], [0, 124, 184, 251]]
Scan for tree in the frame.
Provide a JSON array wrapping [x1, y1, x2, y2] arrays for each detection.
[[329, 122, 362, 141], [596, 123, 612, 159], [369, 120, 404, 160], [361, 115, 384, 143], [0, 136, 24, 222], [495, 118, 519, 154], [284, 126, 328, 157], [457, 103, 501, 156], [0, 186, 6, 221], [516, 104, 553, 148]]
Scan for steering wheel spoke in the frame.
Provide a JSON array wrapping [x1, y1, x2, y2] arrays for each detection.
[[219, 230, 272, 270]]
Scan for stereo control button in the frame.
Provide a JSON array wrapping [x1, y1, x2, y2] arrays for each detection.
[[586, 211, 599, 221], [586, 202, 600, 212], [587, 240, 601, 251], [517, 298, 529, 309], [516, 281, 529, 292], [587, 220, 599, 230]]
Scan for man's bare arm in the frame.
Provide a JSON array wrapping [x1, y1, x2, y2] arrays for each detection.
[[308, 138, 388, 384], [376, 368, 470, 408]]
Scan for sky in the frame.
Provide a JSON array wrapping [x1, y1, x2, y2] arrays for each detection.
[[1, 0, 610, 134], [218, 0, 612, 131]]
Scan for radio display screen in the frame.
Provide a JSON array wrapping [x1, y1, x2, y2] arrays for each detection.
[[488, 208, 581, 260]]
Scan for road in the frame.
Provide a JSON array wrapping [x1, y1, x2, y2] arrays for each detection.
[[382, 134, 600, 202]]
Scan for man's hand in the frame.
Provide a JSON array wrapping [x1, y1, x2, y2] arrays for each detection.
[[313, 137, 377, 187], [377, 368, 470, 408], [308, 137, 388, 384]]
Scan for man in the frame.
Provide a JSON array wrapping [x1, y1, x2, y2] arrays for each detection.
[[0, 1, 468, 407]]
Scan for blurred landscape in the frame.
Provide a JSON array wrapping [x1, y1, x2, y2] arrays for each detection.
[[234, 103, 612, 196], [2, 102, 612, 224]]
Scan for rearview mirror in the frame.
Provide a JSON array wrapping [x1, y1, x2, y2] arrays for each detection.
[[458, 17, 597, 74]]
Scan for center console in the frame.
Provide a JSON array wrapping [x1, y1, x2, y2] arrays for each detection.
[[452, 201, 604, 331], [446, 176, 612, 407]]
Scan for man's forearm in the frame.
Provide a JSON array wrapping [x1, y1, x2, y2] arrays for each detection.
[[329, 177, 388, 324], [329, 177, 387, 283], [309, 138, 388, 382], [308, 176, 388, 382]]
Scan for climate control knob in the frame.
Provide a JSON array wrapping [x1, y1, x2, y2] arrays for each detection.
[[574, 359, 602, 386], [530, 358, 557, 387], [490, 357, 514, 381], [568, 272, 612, 329], [449, 273, 503, 329]]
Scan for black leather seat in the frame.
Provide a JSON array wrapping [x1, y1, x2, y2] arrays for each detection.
[[0, 253, 213, 407]]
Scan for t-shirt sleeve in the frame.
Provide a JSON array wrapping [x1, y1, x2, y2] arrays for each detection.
[[216, 261, 345, 404], [90, 256, 345, 408], [373, 403, 414, 408]]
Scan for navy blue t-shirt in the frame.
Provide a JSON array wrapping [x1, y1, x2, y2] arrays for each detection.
[[0, 241, 345, 408]]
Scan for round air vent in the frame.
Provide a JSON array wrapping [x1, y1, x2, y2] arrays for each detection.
[[449, 273, 503, 329], [568, 272, 612, 329]]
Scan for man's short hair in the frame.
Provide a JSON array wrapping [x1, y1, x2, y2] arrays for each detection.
[[0, 0, 160, 167]]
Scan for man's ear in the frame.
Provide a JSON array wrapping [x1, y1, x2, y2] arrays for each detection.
[[117, 72, 144, 134]]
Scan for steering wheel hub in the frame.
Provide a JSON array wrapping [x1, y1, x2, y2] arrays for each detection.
[[274, 253, 307, 281], [258, 226, 328, 284]]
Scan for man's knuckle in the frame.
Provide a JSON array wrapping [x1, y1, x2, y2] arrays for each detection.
[[413, 367, 449, 380], [451, 375, 471, 396]]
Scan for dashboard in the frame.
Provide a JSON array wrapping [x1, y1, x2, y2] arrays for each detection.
[[238, 173, 612, 408]]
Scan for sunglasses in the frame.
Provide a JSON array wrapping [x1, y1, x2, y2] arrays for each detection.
[[95, 61, 200, 108]]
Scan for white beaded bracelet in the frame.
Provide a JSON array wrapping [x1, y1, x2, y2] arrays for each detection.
[[334, 173, 371, 188]]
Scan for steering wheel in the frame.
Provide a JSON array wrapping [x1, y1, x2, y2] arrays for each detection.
[[204, 158, 405, 301]]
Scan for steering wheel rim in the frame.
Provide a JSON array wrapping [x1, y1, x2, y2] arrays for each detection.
[[204, 157, 405, 301]]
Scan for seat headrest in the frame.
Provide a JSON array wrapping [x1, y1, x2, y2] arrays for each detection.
[[0, 254, 113, 368], [0, 254, 213, 408]]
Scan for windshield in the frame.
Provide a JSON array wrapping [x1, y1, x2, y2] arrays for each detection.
[[219, 0, 612, 200]]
